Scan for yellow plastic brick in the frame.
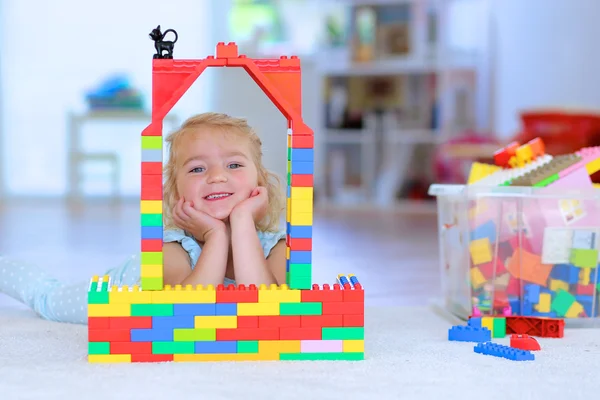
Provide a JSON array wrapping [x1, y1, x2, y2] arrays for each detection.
[[482, 317, 494, 336], [290, 187, 313, 201], [258, 340, 301, 354], [549, 279, 569, 293], [470, 267, 487, 289], [579, 268, 591, 285], [565, 301, 584, 318], [586, 157, 600, 175], [88, 303, 131, 317], [88, 354, 131, 363], [141, 200, 162, 214], [141, 264, 163, 278], [258, 284, 302, 303], [534, 293, 551, 313], [343, 340, 364, 353], [194, 316, 237, 329], [237, 302, 280, 316], [290, 212, 312, 226], [469, 238, 492, 265], [288, 198, 313, 213]]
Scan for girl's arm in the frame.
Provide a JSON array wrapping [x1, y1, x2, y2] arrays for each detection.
[[163, 232, 229, 287], [230, 212, 279, 286]]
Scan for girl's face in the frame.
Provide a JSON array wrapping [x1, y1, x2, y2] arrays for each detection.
[[175, 128, 259, 220]]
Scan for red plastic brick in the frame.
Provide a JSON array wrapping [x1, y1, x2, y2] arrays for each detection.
[[132, 354, 174, 363], [301, 315, 343, 328], [216, 328, 279, 341], [88, 317, 110, 330], [141, 161, 162, 175], [478, 258, 507, 280], [88, 329, 130, 342], [290, 135, 314, 148], [577, 283, 595, 295], [322, 302, 364, 315], [258, 316, 301, 328], [215, 284, 258, 303], [510, 334, 541, 351], [237, 316, 259, 328], [109, 316, 153, 330], [287, 237, 312, 251], [301, 284, 343, 302], [505, 316, 564, 338], [291, 174, 313, 187], [216, 42, 239, 58], [279, 327, 322, 340], [111, 341, 153, 354], [343, 288, 364, 302], [343, 314, 364, 327], [141, 174, 163, 200], [141, 239, 163, 252]]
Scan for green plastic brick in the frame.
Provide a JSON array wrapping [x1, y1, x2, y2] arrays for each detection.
[[141, 213, 163, 227], [287, 147, 292, 161], [173, 328, 216, 341], [141, 136, 163, 150], [280, 352, 364, 361], [288, 274, 312, 289], [237, 341, 259, 353], [153, 341, 195, 354], [534, 173, 559, 187], [89, 342, 110, 355], [492, 317, 506, 338], [141, 277, 163, 291], [89, 281, 98, 292], [131, 304, 173, 317], [87, 291, 109, 304], [280, 302, 322, 315], [570, 248, 599, 268], [288, 263, 312, 276], [322, 327, 364, 340], [287, 172, 291, 186], [141, 252, 162, 264], [551, 289, 576, 317]]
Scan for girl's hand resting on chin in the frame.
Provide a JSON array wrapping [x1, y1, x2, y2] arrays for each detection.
[[172, 197, 227, 242], [231, 187, 268, 224]]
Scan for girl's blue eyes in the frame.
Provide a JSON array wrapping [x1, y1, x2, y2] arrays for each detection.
[[189, 163, 242, 173]]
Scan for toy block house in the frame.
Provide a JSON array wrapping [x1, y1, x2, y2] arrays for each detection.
[[87, 36, 365, 363]]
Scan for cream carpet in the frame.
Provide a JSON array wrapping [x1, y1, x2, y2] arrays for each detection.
[[0, 305, 598, 400]]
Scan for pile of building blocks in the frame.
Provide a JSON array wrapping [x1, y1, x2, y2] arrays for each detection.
[[448, 315, 557, 361], [87, 32, 365, 363], [464, 138, 600, 320]]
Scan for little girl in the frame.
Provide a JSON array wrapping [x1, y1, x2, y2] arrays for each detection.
[[0, 112, 287, 324]]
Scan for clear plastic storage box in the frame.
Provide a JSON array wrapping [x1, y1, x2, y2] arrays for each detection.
[[428, 183, 600, 327]]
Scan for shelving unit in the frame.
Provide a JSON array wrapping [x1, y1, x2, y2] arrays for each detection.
[[312, 0, 492, 211]]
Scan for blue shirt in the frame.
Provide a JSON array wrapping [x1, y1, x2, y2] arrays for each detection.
[[163, 227, 287, 286]]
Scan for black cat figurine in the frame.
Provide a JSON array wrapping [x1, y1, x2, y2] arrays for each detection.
[[149, 25, 178, 59]]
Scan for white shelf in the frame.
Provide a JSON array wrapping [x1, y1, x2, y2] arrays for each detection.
[[315, 54, 480, 76], [315, 197, 438, 214]]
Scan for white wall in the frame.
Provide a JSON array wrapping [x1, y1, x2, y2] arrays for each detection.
[[0, 0, 212, 197], [493, 0, 600, 138]]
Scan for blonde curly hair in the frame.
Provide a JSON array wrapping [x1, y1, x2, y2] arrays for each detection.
[[162, 112, 285, 233]]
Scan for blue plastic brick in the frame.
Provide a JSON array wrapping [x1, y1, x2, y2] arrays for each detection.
[[474, 342, 534, 361], [468, 317, 482, 328], [469, 220, 497, 243], [448, 325, 491, 342], [524, 284, 540, 303]]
